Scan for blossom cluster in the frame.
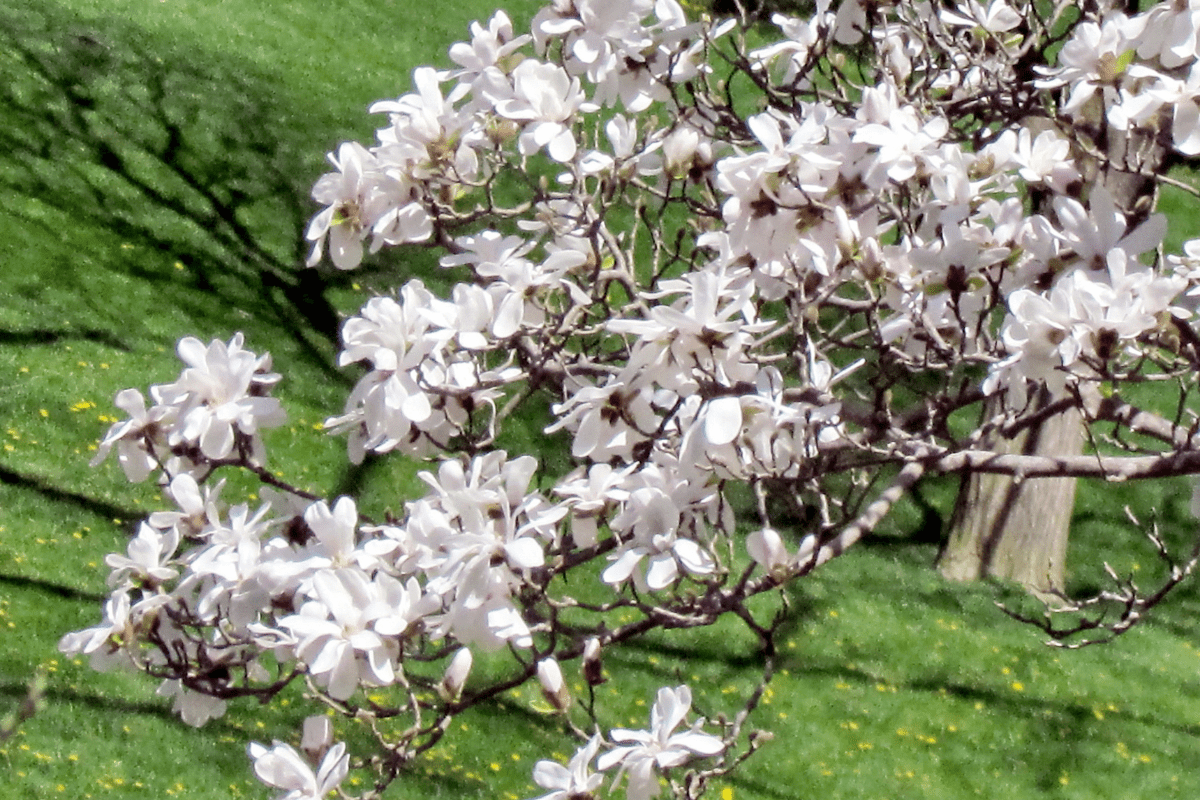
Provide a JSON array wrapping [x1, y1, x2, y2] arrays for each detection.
[[301, 0, 1200, 430], [91, 333, 285, 481], [324, 281, 524, 461], [62, 0, 1200, 799]]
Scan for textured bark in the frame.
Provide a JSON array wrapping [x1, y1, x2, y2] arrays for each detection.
[[938, 398, 1083, 596]]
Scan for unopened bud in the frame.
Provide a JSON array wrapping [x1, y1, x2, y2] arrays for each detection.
[[537, 657, 571, 713], [439, 648, 473, 702], [747, 527, 789, 576], [582, 637, 605, 686], [750, 729, 776, 747], [487, 118, 520, 147], [301, 715, 332, 761]]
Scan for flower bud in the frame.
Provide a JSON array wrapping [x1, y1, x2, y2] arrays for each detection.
[[301, 715, 333, 761], [486, 117, 521, 147], [747, 527, 790, 575], [795, 534, 817, 566], [439, 648, 473, 702], [582, 637, 605, 686], [537, 657, 571, 713]]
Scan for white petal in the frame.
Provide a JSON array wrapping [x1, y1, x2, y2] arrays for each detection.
[[673, 539, 714, 575], [492, 292, 524, 338], [602, 548, 644, 585], [671, 730, 725, 756], [547, 128, 578, 162], [532, 760, 571, 790], [645, 554, 678, 589], [703, 396, 743, 446], [504, 537, 545, 569], [316, 743, 349, 793], [401, 390, 432, 423]]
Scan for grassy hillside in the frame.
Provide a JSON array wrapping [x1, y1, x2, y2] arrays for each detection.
[[3, 2, 1200, 799]]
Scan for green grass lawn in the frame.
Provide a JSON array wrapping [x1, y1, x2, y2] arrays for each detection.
[[4, 1, 1200, 799]]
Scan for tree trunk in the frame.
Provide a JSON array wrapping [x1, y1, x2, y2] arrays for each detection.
[[937, 395, 1083, 596]]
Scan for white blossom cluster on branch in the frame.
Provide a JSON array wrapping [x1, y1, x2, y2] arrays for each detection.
[[61, 0, 1200, 798]]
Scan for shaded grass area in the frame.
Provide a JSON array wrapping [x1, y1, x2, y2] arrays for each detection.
[[0, 0, 343, 378], [3, 1, 1200, 799]]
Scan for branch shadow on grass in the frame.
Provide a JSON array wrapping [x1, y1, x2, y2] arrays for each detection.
[[0, 463, 140, 522], [0, 573, 105, 603], [0, 327, 131, 350], [0, 683, 162, 726], [0, 0, 353, 380], [0, 0, 389, 588]]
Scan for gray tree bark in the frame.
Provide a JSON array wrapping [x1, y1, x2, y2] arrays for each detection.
[[938, 396, 1083, 596]]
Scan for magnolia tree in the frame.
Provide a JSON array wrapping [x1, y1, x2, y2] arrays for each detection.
[[61, 0, 1200, 797]]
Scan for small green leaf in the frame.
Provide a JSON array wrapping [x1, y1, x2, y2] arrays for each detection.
[[1114, 49, 1136, 75]]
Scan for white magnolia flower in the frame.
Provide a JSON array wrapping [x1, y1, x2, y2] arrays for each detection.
[[988, 283, 1081, 405], [439, 648, 474, 701], [603, 485, 716, 591], [579, 113, 662, 177], [105, 522, 179, 588], [553, 463, 634, 547], [547, 373, 660, 461], [278, 568, 425, 700], [941, 0, 1022, 33], [747, 527, 790, 574], [1052, 186, 1164, 273], [492, 60, 587, 161], [597, 685, 724, 800], [449, 11, 531, 79], [530, 735, 604, 800], [160, 334, 286, 461], [305, 143, 379, 269], [156, 680, 227, 727], [301, 715, 334, 760], [148, 473, 224, 541], [248, 740, 349, 800], [750, 12, 828, 83], [987, 128, 1079, 194], [660, 121, 712, 180], [58, 590, 134, 670], [90, 387, 176, 482], [853, 99, 949, 184], [1036, 14, 1147, 115], [303, 497, 369, 571]]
